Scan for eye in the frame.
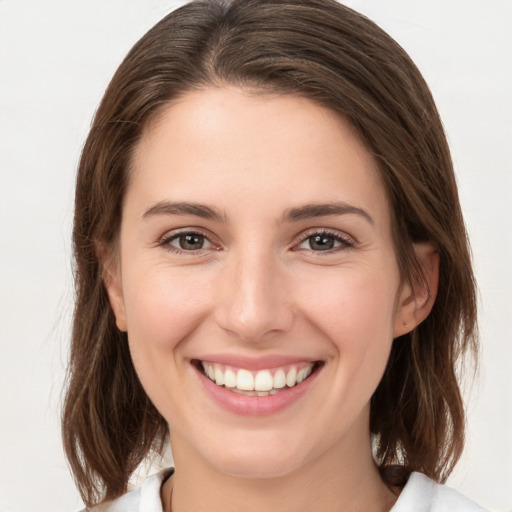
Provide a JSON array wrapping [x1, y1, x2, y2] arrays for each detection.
[[296, 230, 354, 252], [161, 231, 213, 252]]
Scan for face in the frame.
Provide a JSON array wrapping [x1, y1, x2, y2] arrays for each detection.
[[106, 87, 431, 479]]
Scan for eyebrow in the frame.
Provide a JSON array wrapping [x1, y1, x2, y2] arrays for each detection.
[[143, 201, 227, 222], [282, 202, 374, 225], [142, 200, 373, 225]]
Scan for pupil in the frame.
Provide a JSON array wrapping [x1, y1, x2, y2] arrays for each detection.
[[310, 235, 334, 251], [180, 234, 204, 250]]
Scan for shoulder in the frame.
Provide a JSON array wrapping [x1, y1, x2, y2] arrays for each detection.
[[85, 468, 173, 512], [391, 472, 489, 512]]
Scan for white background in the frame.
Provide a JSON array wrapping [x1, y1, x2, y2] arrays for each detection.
[[0, 1, 511, 511]]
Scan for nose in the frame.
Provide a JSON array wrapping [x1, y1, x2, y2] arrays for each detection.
[[214, 248, 294, 342]]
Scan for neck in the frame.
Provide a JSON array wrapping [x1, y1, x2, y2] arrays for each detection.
[[162, 433, 398, 512]]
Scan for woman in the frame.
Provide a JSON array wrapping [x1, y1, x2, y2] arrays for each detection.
[[62, 1, 486, 510]]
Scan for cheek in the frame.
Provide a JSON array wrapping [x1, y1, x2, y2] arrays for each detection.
[[295, 265, 399, 349], [122, 265, 212, 353], [121, 265, 214, 417], [294, 264, 398, 409]]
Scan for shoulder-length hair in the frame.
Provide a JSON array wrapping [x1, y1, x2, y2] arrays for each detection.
[[62, 0, 477, 506]]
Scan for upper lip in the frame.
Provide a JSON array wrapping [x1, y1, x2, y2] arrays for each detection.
[[192, 354, 319, 371]]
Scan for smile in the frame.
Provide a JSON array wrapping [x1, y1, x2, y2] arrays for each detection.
[[198, 361, 318, 396]]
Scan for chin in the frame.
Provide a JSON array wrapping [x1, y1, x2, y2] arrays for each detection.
[[214, 452, 304, 480], [198, 429, 309, 479]]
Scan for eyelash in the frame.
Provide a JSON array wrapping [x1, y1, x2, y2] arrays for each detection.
[[158, 228, 355, 255], [159, 229, 216, 255], [294, 229, 355, 253]]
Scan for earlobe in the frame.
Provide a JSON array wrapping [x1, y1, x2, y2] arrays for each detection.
[[97, 243, 127, 332], [393, 242, 439, 338]]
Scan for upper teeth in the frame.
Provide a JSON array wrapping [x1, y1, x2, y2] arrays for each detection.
[[201, 362, 314, 392]]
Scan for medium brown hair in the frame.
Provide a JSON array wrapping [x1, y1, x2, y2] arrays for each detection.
[[62, 0, 477, 506]]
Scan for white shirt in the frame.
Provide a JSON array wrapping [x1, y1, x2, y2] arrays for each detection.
[[93, 469, 489, 511]]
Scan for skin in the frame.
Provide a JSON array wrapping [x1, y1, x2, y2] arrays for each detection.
[[105, 87, 439, 512]]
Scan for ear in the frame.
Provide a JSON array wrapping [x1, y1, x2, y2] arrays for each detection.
[[393, 242, 439, 338], [97, 243, 127, 332]]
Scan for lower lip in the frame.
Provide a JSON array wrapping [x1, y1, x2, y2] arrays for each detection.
[[195, 364, 321, 416]]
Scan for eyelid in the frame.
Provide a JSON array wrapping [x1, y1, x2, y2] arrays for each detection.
[[158, 227, 220, 253], [156, 226, 355, 254], [292, 227, 356, 252]]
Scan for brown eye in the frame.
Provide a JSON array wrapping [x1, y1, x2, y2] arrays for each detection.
[[180, 234, 204, 250], [308, 234, 336, 251], [296, 230, 353, 252], [165, 232, 212, 252]]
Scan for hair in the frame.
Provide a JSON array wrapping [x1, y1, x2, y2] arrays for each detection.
[[62, 0, 478, 507]]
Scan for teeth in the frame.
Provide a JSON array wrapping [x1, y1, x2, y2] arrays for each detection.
[[285, 367, 297, 387], [273, 369, 286, 389], [200, 361, 315, 393], [224, 368, 237, 388], [254, 370, 273, 391], [236, 369, 254, 391], [214, 366, 224, 386], [297, 367, 307, 383]]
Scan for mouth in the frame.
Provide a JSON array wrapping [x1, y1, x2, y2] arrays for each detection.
[[193, 359, 323, 397]]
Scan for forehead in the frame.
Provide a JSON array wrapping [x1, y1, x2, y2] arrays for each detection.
[[128, 86, 389, 225]]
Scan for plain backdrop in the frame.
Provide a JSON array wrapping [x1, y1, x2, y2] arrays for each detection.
[[0, 1, 511, 511]]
